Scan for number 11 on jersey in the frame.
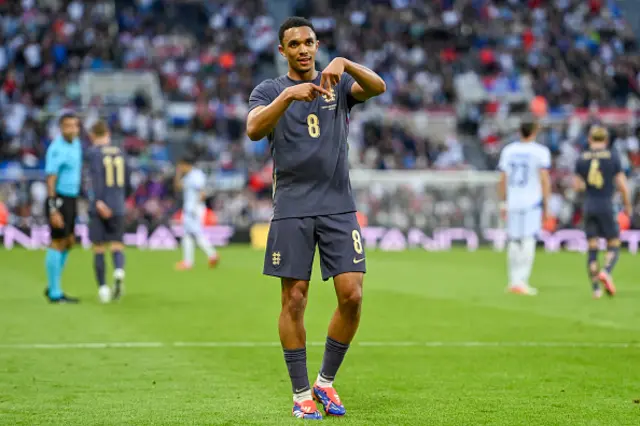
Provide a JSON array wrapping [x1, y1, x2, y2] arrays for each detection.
[[103, 155, 125, 187]]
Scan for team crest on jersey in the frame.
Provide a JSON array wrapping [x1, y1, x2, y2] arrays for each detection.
[[322, 88, 336, 103], [272, 251, 281, 267]]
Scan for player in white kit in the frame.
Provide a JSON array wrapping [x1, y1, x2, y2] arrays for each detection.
[[497, 120, 551, 295], [174, 154, 219, 270]]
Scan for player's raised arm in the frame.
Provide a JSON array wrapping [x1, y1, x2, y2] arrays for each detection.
[[246, 82, 329, 141], [247, 17, 332, 141], [321, 58, 386, 101], [246, 87, 295, 141]]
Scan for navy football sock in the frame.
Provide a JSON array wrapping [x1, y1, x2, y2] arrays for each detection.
[[284, 348, 310, 394], [112, 250, 125, 271], [605, 246, 620, 274], [94, 253, 105, 287], [587, 248, 599, 286], [319, 337, 350, 382]]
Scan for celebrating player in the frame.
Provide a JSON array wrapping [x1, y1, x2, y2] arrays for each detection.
[[86, 120, 128, 303], [573, 126, 632, 299], [174, 154, 219, 270], [44, 111, 82, 303], [497, 119, 551, 296], [246, 17, 386, 420]]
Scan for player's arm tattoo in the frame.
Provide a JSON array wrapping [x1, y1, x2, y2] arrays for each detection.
[[343, 59, 386, 101], [246, 91, 294, 141]]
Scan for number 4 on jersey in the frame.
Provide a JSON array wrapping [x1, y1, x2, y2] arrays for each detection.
[[587, 159, 604, 189]]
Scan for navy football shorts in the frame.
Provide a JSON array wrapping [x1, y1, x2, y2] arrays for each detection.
[[263, 212, 366, 281], [584, 210, 619, 240], [89, 214, 125, 244]]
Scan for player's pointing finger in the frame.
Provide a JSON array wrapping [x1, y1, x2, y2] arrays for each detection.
[[319, 74, 328, 91], [311, 84, 331, 97]]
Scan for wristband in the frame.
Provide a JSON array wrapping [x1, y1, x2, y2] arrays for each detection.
[[48, 197, 60, 212]]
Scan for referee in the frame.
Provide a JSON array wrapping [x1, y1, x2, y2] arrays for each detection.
[[44, 111, 82, 303]]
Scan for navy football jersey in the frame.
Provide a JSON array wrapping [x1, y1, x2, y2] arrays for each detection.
[[87, 145, 127, 216], [248, 73, 363, 219], [574, 148, 622, 213]]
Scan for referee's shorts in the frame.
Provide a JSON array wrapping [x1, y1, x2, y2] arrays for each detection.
[[45, 195, 77, 240]]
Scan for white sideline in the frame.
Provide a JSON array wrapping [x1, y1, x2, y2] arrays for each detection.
[[0, 341, 639, 349]]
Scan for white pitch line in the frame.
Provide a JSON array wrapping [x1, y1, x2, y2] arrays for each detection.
[[0, 341, 639, 349], [0, 342, 166, 349]]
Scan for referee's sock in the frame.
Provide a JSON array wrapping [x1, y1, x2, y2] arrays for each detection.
[[45, 248, 63, 299], [60, 250, 69, 270]]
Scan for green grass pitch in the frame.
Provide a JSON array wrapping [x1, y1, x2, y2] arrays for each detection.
[[1, 246, 639, 425]]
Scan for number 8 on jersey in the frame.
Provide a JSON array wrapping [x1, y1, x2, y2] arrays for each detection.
[[307, 114, 320, 138]]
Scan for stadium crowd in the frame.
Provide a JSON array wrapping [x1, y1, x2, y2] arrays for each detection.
[[1, 0, 640, 230]]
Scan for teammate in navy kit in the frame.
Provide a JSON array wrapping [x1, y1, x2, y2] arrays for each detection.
[[86, 121, 128, 303], [246, 17, 386, 420], [574, 126, 632, 299]]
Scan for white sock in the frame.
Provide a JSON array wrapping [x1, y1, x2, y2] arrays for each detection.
[[195, 234, 216, 258], [293, 389, 313, 403], [316, 373, 333, 388], [507, 241, 522, 286], [113, 268, 125, 280], [520, 237, 537, 286], [182, 234, 195, 265]]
